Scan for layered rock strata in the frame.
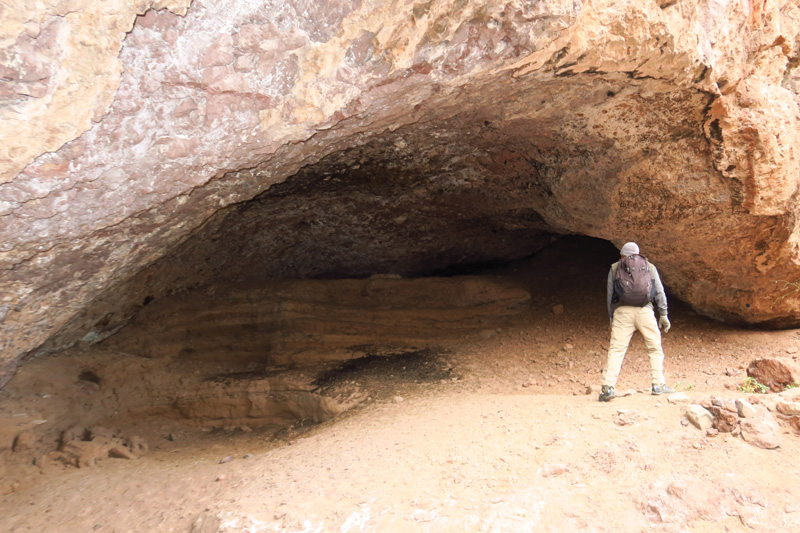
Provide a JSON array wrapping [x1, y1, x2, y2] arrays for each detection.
[[0, 275, 527, 454], [2, 0, 800, 382]]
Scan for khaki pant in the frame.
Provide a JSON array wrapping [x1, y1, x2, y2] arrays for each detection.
[[602, 305, 665, 387]]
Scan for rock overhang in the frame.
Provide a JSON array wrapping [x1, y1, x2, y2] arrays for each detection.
[[2, 0, 800, 384]]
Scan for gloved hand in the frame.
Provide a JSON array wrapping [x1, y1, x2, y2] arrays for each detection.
[[659, 315, 671, 333]]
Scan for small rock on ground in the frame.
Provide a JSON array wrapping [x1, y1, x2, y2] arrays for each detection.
[[686, 405, 714, 431]]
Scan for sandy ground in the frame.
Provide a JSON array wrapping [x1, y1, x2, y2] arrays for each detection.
[[2, 239, 800, 532]]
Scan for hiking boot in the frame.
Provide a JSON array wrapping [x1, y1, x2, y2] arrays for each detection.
[[598, 385, 615, 402], [651, 384, 674, 395]]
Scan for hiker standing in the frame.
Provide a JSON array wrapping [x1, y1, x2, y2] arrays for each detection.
[[599, 242, 672, 402]]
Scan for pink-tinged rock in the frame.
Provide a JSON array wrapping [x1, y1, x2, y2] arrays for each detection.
[[140, 72, 163, 94], [202, 34, 234, 68], [201, 65, 234, 89], [172, 99, 198, 119], [234, 54, 259, 72], [346, 31, 376, 65], [739, 406, 781, 449], [23, 160, 70, 181], [154, 137, 200, 159], [705, 80, 800, 217], [16, 81, 49, 98], [238, 24, 307, 65], [162, 29, 178, 46], [22, 48, 51, 83], [237, 23, 281, 51], [135, 9, 161, 30]]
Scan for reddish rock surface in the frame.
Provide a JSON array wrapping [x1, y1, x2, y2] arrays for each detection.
[[747, 357, 800, 392], [2, 0, 800, 383]]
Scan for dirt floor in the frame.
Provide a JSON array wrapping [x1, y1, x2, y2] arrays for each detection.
[[2, 238, 800, 532]]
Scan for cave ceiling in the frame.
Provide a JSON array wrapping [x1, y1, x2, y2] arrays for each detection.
[[2, 0, 800, 383]]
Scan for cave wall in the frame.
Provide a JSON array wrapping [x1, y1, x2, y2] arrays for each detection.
[[2, 0, 800, 383]]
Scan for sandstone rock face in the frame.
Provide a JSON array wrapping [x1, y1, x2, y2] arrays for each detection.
[[0, 0, 192, 182], [2, 0, 800, 382]]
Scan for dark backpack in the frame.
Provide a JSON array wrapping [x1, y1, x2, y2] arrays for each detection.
[[614, 254, 653, 307]]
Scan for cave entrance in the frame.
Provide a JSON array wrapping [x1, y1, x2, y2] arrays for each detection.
[[11, 233, 628, 446], [13, 68, 715, 454], [66, 234, 622, 429]]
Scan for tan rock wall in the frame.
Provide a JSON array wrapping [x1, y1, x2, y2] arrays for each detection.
[[0, 0, 192, 183]]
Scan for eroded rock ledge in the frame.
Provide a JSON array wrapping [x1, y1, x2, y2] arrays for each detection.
[[2, 0, 800, 382]]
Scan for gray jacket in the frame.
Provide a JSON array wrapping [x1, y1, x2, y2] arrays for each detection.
[[607, 260, 668, 320]]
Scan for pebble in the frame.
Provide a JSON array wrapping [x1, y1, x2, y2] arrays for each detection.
[[219, 456, 233, 464], [539, 462, 570, 477]]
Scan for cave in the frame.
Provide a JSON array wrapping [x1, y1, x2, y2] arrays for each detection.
[[3, 0, 800, 530]]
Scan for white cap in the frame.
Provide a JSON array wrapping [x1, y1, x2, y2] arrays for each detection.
[[620, 242, 639, 257]]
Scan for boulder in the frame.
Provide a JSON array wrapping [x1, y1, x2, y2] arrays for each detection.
[[739, 407, 781, 450], [709, 406, 739, 433], [686, 405, 714, 432], [735, 399, 757, 418], [746, 358, 800, 393]]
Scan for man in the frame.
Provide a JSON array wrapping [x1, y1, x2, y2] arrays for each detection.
[[599, 242, 673, 402]]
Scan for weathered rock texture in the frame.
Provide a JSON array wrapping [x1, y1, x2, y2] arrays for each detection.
[[102, 275, 531, 364], [2, 0, 800, 382], [747, 357, 800, 392], [1, 275, 521, 445]]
